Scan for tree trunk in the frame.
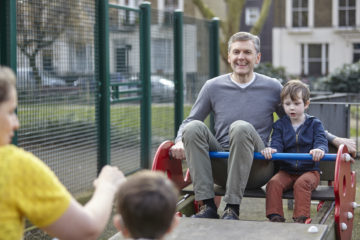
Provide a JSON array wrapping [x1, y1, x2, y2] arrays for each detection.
[[29, 54, 42, 88], [250, 0, 272, 35]]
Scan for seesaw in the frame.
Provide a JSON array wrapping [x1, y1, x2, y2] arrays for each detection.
[[152, 141, 357, 240]]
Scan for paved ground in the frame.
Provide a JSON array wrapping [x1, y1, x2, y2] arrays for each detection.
[[101, 159, 360, 240], [23, 160, 360, 240]]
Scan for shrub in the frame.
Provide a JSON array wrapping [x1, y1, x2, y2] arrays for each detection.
[[255, 62, 288, 84], [325, 61, 360, 93]]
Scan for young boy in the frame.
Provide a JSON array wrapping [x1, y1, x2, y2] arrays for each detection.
[[261, 80, 328, 223], [113, 170, 179, 239]]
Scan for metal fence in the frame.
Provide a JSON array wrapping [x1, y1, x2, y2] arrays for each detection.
[[108, 4, 142, 177], [310, 93, 360, 157], [1, 0, 217, 199], [16, 0, 99, 194]]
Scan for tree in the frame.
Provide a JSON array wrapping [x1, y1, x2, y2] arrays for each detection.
[[192, 0, 272, 68], [17, 0, 93, 87]]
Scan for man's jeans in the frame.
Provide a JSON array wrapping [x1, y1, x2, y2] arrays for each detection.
[[182, 120, 274, 205]]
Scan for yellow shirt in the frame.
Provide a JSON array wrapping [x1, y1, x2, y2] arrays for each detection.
[[0, 145, 71, 240]]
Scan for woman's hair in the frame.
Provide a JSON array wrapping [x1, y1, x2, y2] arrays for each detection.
[[0, 66, 16, 103]]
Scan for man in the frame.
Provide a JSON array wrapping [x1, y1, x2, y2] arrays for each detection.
[[170, 32, 356, 220]]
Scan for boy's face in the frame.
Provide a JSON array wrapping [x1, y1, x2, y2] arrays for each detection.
[[282, 92, 309, 123]]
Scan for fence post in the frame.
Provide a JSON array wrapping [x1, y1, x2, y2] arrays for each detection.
[[140, 2, 151, 169], [96, 0, 111, 173], [174, 10, 183, 138], [209, 17, 219, 133], [0, 0, 17, 144]]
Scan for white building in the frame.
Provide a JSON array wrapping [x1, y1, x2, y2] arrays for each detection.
[[273, 0, 360, 77]]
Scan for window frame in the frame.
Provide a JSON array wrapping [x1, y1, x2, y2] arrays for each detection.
[[338, 0, 356, 27], [301, 43, 329, 76]]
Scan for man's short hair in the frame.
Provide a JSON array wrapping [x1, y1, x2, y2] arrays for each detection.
[[281, 79, 310, 104], [0, 66, 16, 103], [116, 170, 179, 239], [228, 32, 261, 53]]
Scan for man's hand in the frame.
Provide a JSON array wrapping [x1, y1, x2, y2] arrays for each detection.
[[332, 137, 357, 157], [261, 147, 277, 160], [310, 148, 325, 162], [170, 141, 186, 160]]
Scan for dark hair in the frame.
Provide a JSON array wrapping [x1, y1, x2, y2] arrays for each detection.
[[0, 66, 16, 103], [116, 170, 179, 239], [281, 79, 310, 104], [228, 32, 261, 53]]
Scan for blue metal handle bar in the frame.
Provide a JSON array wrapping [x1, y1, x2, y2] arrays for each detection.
[[209, 152, 337, 161]]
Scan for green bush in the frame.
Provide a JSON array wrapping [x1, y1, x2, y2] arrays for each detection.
[[255, 62, 288, 84], [325, 61, 360, 93]]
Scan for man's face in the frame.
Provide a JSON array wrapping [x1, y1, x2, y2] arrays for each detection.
[[227, 40, 261, 77]]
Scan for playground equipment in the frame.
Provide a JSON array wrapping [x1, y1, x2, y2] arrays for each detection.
[[152, 141, 357, 240]]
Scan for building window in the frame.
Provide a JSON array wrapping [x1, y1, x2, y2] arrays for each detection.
[[69, 44, 93, 73], [292, 0, 308, 27], [301, 43, 328, 76], [245, 7, 260, 26], [115, 45, 131, 73], [353, 43, 360, 62], [152, 38, 172, 74], [165, 0, 178, 9], [339, 0, 356, 27], [42, 49, 54, 73]]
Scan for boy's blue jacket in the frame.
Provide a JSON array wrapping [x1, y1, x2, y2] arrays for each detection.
[[270, 114, 328, 174]]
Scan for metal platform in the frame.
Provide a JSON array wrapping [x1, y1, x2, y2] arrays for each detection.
[[182, 184, 335, 201], [109, 217, 328, 240]]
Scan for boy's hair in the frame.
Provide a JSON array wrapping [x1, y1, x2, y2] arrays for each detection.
[[0, 66, 16, 103], [281, 79, 310, 104], [228, 32, 260, 53], [116, 170, 179, 239]]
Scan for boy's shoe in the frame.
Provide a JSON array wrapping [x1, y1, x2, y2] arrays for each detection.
[[269, 214, 285, 222], [221, 208, 239, 220], [192, 205, 219, 219], [293, 216, 310, 224]]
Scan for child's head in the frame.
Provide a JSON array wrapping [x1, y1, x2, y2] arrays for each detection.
[[281, 79, 310, 105], [114, 170, 179, 239], [280, 80, 310, 120]]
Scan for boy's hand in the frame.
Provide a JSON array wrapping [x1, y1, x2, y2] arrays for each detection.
[[261, 147, 277, 159], [309, 148, 325, 162]]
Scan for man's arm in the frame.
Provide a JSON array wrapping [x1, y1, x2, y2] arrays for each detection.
[[325, 130, 357, 156], [331, 136, 357, 156]]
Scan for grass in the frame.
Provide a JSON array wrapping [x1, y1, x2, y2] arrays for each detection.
[[18, 104, 358, 143], [18, 103, 193, 141]]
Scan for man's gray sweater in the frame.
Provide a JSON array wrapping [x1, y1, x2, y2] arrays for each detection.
[[175, 73, 284, 148]]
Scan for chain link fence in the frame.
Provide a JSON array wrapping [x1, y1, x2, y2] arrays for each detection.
[[17, 0, 98, 196], [13, 1, 214, 239], [108, 5, 142, 174]]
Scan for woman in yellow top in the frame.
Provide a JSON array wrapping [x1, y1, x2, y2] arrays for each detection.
[[0, 66, 126, 240]]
